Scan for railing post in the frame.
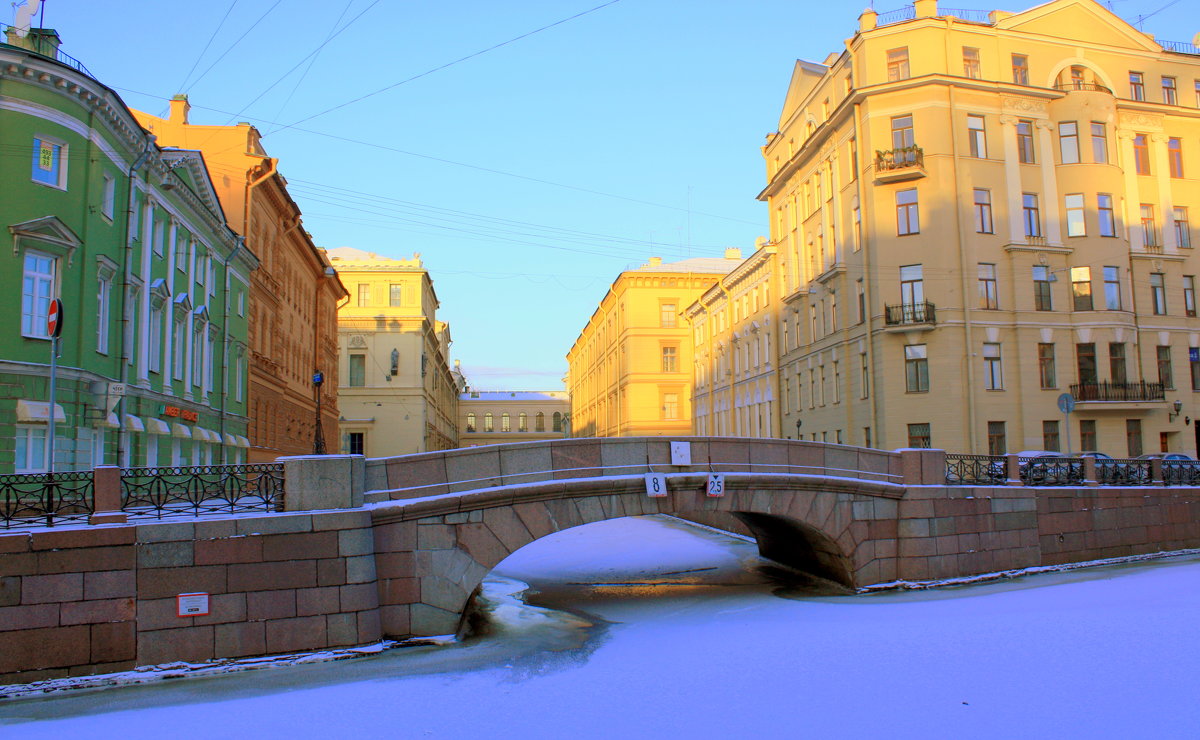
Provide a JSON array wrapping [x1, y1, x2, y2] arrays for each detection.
[[902, 448, 946, 485], [1006, 454, 1022, 486], [1083, 456, 1099, 487], [1151, 458, 1165, 486], [279, 454, 365, 511], [90, 465, 127, 525]]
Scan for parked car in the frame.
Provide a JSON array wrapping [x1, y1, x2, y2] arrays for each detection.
[[1016, 451, 1082, 485], [1080, 451, 1149, 484], [1136, 453, 1195, 461]]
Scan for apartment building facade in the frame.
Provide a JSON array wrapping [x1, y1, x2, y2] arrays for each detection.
[[760, 0, 1200, 455], [567, 252, 743, 438], [458, 390, 570, 446], [330, 248, 458, 457]]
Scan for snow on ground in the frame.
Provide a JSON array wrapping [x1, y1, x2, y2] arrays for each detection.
[[2, 515, 1198, 739]]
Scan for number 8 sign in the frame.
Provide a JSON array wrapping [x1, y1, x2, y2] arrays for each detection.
[[644, 473, 668, 497]]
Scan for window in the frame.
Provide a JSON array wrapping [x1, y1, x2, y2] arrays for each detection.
[[172, 317, 185, 380], [348, 354, 365, 387], [1144, 275, 1166, 316], [962, 47, 981, 78], [1080, 420, 1097, 452], [1076, 343, 1098, 384], [1163, 76, 1177, 105], [973, 189, 993, 233], [900, 264, 924, 306], [389, 284, 403, 307], [552, 412, 562, 432], [887, 48, 910, 81], [967, 115, 986, 157], [21, 252, 55, 338], [661, 346, 678, 373], [662, 393, 679, 420], [1072, 267, 1093, 311], [833, 361, 841, 404], [1176, 207, 1192, 248], [518, 413, 528, 432], [850, 139, 859, 182], [1069, 66, 1085, 89], [983, 343, 1003, 389], [357, 284, 370, 307], [484, 413, 494, 432], [1012, 54, 1029, 85], [1109, 342, 1127, 384], [465, 413, 476, 433], [1022, 193, 1042, 238], [1091, 122, 1108, 163], [15, 426, 48, 473], [1033, 266, 1053, 311], [1158, 346, 1174, 389], [987, 421, 1007, 455], [347, 432, 365, 455], [1141, 205, 1159, 247], [152, 219, 164, 256], [1098, 194, 1116, 237], [860, 352, 869, 398], [1130, 71, 1145, 101], [660, 303, 677, 328], [1126, 419, 1143, 458], [31, 136, 66, 188], [1196, 80, 1200, 107], [978, 263, 998, 309], [1168, 138, 1183, 178], [1016, 120, 1035, 163], [891, 114, 915, 151], [907, 423, 931, 448], [1065, 193, 1086, 237], [856, 279, 865, 324], [905, 344, 928, 393], [896, 189, 919, 235], [535, 412, 545, 432], [501, 413, 511, 433], [1192, 348, 1200, 391], [148, 305, 163, 373], [1043, 421, 1061, 452], [1038, 343, 1056, 388], [1059, 121, 1079, 163], [101, 173, 116, 220], [96, 272, 112, 354], [1104, 266, 1122, 310], [1185, 276, 1196, 317], [1133, 134, 1150, 175]]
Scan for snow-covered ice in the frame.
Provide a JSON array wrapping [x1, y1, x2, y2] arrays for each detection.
[[2, 514, 1198, 738]]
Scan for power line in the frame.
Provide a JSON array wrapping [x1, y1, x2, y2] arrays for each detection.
[[174, 0, 239, 96], [268, 0, 358, 127], [184, 0, 286, 95]]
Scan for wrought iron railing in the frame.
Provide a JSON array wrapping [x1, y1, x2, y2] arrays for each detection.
[[876, 6, 916, 26], [1070, 381, 1165, 402], [1094, 458, 1151, 485], [875, 146, 924, 172], [1163, 460, 1200, 486], [939, 8, 993, 24], [1, 22, 96, 80], [1, 471, 94, 529], [945, 454, 1005, 485], [1018, 456, 1084, 486], [1159, 39, 1200, 55], [121, 464, 284, 520], [1053, 82, 1113, 94], [884, 301, 936, 326]]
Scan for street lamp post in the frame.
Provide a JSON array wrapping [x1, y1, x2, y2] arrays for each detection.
[[795, 419, 802, 440], [312, 370, 326, 455]]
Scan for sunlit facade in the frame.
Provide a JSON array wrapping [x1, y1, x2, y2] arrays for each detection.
[[761, 0, 1200, 455], [458, 391, 570, 446]]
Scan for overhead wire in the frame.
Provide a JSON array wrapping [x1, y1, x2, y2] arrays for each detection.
[[174, 0, 239, 97], [183, 0, 286, 95]]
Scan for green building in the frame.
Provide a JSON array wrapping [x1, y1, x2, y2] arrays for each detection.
[[1, 28, 258, 473]]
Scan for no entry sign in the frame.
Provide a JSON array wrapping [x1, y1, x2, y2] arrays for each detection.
[[46, 298, 63, 338]]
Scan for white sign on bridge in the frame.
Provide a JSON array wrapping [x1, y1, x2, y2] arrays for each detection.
[[645, 473, 668, 497]]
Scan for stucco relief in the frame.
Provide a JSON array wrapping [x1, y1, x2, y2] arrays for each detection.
[[1002, 96, 1047, 114], [348, 335, 368, 349], [1117, 111, 1163, 130]]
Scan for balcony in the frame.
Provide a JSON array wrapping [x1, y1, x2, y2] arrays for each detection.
[[1053, 82, 1113, 94], [1070, 381, 1165, 404], [874, 146, 925, 182], [884, 301, 936, 331]]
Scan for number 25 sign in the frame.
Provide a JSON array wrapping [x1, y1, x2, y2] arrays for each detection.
[[706, 474, 726, 498]]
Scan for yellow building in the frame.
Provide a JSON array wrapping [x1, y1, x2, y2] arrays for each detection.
[[567, 251, 743, 437], [687, 242, 783, 438], [759, 0, 1200, 456], [133, 97, 347, 461], [458, 390, 570, 446], [329, 248, 458, 456]]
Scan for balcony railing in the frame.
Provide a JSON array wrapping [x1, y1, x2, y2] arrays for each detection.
[[1069, 381, 1165, 402], [939, 8, 993, 24], [121, 464, 284, 520], [1159, 39, 1200, 55], [876, 6, 916, 26], [875, 146, 924, 172], [1053, 82, 1113, 94], [1, 23, 95, 80], [884, 301, 936, 326]]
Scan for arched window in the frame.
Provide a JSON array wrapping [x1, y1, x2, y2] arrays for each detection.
[[518, 413, 528, 432], [466, 413, 476, 433], [552, 412, 562, 432], [501, 413, 511, 432], [484, 413, 494, 432], [535, 412, 545, 432]]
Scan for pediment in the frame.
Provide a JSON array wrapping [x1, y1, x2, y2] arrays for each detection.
[[996, 0, 1160, 53], [9, 215, 82, 264], [779, 60, 828, 130]]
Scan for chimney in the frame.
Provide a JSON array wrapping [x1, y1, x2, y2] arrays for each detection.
[[169, 94, 191, 125], [914, 0, 937, 19], [724, 248, 743, 260], [647, 257, 663, 267], [6, 27, 61, 57]]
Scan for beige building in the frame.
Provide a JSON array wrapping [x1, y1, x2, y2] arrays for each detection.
[[567, 252, 743, 437], [133, 97, 347, 461], [687, 242, 784, 438], [330, 248, 458, 456], [758, 0, 1200, 456], [458, 391, 570, 446]]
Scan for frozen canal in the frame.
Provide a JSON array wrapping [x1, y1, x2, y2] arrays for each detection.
[[2, 515, 1199, 738]]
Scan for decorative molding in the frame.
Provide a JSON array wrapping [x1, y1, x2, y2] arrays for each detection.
[[1117, 111, 1164, 130], [1002, 97, 1047, 114]]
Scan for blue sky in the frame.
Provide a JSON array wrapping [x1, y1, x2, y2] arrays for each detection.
[[30, 0, 1197, 389]]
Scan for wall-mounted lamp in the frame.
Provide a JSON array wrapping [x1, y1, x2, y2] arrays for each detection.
[[1169, 399, 1183, 422]]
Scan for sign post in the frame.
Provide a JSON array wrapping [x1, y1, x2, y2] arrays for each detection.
[[1056, 392, 1076, 455], [46, 299, 63, 473]]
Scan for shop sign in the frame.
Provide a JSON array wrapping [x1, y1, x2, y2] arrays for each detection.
[[161, 404, 199, 422]]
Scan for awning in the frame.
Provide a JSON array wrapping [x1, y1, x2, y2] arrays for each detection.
[[197, 428, 218, 443], [123, 414, 145, 432], [171, 423, 191, 439], [144, 418, 170, 435], [234, 435, 250, 448], [16, 400, 66, 424], [98, 412, 120, 429], [222, 432, 237, 446]]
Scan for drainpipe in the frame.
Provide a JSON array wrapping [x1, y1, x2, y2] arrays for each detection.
[[948, 84, 979, 452], [852, 100, 880, 448], [218, 235, 246, 463], [115, 135, 156, 466]]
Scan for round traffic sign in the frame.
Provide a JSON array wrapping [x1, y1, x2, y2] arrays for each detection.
[[1056, 392, 1076, 414], [46, 298, 64, 338]]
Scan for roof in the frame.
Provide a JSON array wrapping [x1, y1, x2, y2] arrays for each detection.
[[460, 391, 569, 401], [632, 256, 742, 274]]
